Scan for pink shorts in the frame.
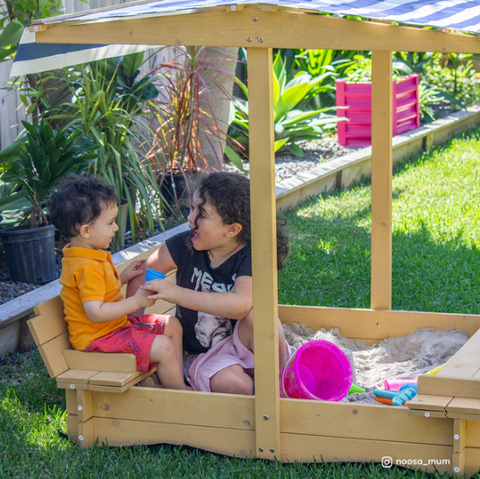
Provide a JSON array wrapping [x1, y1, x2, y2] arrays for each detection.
[[85, 314, 166, 373], [186, 321, 292, 392]]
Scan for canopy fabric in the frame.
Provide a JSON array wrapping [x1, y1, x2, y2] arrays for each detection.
[[11, 0, 480, 76], [33, 0, 480, 32], [11, 30, 153, 76]]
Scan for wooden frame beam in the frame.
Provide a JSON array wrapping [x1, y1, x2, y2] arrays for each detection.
[[371, 50, 393, 310], [248, 47, 280, 461], [34, 8, 480, 54]]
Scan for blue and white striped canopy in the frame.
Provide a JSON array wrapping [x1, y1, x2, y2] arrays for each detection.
[[39, 0, 480, 32], [12, 0, 480, 76]]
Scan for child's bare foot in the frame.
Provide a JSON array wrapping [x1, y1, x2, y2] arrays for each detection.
[[150, 374, 163, 388], [139, 376, 156, 388]]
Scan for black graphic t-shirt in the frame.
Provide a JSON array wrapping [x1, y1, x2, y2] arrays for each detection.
[[166, 230, 252, 355]]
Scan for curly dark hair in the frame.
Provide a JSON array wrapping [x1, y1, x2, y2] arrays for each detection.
[[49, 175, 119, 240], [192, 172, 289, 270]]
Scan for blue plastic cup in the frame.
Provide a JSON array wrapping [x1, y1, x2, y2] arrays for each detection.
[[145, 268, 166, 282]]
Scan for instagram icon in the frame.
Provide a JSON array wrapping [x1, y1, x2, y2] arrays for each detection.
[[381, 456, 393, 468]]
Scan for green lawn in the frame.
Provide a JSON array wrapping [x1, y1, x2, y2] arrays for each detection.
[[279, 129, 480, 314], [2, 128, 480, 478]]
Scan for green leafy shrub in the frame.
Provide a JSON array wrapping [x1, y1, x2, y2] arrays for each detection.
[[417, 84, 446, 122], [422, 57, 480, 109], [229, 52, 342, 159], [48, 53, 163, 247], [0, 120, 93, 227], [294, 49, 358, 108]]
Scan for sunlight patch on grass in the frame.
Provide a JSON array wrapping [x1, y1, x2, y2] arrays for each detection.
[[279, 128, 480, 314]]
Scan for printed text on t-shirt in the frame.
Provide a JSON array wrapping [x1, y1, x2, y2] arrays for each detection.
[[191, 267, 236, 292]]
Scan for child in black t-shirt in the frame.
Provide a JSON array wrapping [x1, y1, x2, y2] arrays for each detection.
[[127, 172, 289, 394]]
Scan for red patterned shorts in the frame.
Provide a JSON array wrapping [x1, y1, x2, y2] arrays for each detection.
[[85, 314, 167, 372]]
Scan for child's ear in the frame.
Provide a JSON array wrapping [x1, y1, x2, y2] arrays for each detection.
[[78, 224, 90, 239], [225, 223, 243, 238]]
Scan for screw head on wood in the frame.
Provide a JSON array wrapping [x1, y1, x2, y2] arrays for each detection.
[[246, 37, 252, 42], [270, 448, 275, 453], [454, 434, 460, 440], [258, 37, 264, 43], [263, 415, 269, 420], [77, 406, 83, 411], [424, 412, 430, 418], [78, 435, 84, 441], [258, 447, 264, 453], [230, 5, 237, 10], [69, 384, 75, 389], [252, 16, 257, 21]]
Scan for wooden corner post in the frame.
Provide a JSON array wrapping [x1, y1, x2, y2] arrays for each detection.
[[371, 50, 393, 310], [247, 47, 281, 460]]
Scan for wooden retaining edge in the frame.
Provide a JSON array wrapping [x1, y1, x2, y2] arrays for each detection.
[[276, 103, 480, 210], [1, 103, 480, 356]]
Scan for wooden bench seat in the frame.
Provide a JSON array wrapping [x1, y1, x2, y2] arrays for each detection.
[[27, 295, 162, 393], [27, 262, 177, 394], [25, 256, 177, 446], [56, 367, 156, 393], [408, 327, 480, 422]]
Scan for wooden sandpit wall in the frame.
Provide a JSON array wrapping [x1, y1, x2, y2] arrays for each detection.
[[28, 4, 480, 476]]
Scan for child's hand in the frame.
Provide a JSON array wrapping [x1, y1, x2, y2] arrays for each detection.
[[141, 279, 180, 303], [133, 287, 155, 309], [120, 259, 146, 285]]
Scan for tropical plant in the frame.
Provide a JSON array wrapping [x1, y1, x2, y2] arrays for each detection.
[[294, 49, 358, 108], [0, 18, 22, 63], [393, 51, 440, 77], [342, 53, 373, 82], [417, 84, 445, 122], [0, 119, 93, 227], [1, 0, 89, 123], [48, 53, 163, 248], [422, 56, 480, 109], [228, 52, 342, 159], [146, 46, 239, 203]]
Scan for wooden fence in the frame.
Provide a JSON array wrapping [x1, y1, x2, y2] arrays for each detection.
[[0, 0, 177, 151]]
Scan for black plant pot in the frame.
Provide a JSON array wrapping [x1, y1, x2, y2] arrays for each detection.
[[159, 172, 197, 216], [160, 173, 188, 206], [0, 224, 58, 284]]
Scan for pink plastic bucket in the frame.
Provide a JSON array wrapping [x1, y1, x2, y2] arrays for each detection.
[[282, 340, 353, 402]]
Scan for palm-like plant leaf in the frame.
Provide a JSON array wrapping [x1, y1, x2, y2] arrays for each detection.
[[0, 119, 93, 227], [229, 52, 343, 158]]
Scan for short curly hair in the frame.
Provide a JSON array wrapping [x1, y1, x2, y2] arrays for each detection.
[[49, 175, 119, 240], [191, 172, 289, 270]]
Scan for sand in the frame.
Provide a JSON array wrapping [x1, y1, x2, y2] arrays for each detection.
[[283, 323, 469, 404]]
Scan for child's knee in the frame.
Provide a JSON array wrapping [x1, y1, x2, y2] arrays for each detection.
[[150, 335, 176, 363], [210, 366, 253, 395], [278, 319, 286, 340], [164, 315, 182, 336]]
